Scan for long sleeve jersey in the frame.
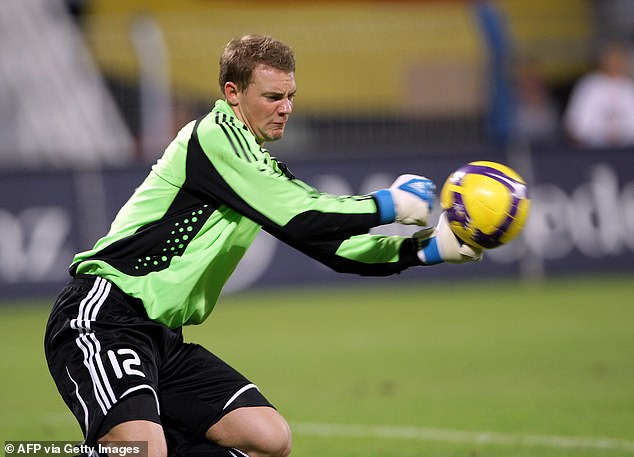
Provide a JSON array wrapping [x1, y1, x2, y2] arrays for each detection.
[[70, 100, 421, 328]]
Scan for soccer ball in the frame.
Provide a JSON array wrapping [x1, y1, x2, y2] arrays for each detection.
[[439, 161, 530, 249]]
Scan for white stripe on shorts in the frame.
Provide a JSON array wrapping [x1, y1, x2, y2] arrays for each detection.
[[66, 366, 90, 434], [120, 384, 161, 415], [223, 383, 259, 410], [71, 277, 116, 416]]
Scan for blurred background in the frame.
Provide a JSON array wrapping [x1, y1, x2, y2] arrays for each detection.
[[1, 1, 633, 452], [0, 0, 633, 296]]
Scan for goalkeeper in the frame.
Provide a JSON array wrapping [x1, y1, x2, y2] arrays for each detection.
[[44, 34, 482, 457]]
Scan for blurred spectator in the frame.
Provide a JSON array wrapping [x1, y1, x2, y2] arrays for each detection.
[[511, 57, 560, 145], [564, 39, 634, 147]]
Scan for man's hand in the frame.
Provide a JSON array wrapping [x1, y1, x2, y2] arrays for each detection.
[[415, 212, 484, 265], [373, 174, 436, 226]]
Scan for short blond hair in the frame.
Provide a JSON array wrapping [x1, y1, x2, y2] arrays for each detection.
[[219, 34, 295, 92]]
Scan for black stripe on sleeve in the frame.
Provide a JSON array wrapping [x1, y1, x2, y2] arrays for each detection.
[[282, 236, 420, 277], [187, 116, 380, 242]]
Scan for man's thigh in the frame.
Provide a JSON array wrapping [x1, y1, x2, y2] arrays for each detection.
[[158, 342, 275, 454]]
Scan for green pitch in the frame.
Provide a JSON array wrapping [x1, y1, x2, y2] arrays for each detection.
[[1, 275, 633, 456]]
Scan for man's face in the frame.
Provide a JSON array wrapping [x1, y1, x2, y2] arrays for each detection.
[[230, 64, 296, 144]]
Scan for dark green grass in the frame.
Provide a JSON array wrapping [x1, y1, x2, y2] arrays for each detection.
[[1, 275, 633, 456]]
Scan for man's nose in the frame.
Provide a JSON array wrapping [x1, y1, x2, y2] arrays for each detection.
[[279, 98, 293, 114]]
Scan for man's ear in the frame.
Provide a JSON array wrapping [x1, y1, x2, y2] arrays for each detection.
[[224, 82, 240, 106]]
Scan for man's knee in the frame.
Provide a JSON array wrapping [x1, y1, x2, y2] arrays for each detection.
[[256, 416, 292, 457], [207, 407, 292, 457], [99, 420, 167, 457]]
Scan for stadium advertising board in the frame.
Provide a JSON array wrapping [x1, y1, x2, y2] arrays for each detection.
[[1, 148, 632, 299]]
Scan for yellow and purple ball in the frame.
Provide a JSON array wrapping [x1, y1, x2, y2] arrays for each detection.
[[440, 161, 531, 249]]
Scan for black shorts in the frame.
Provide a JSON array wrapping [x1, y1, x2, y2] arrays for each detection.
[[44, 275, 273, 455]]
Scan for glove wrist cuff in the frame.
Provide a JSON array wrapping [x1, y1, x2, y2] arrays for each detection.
[[417, 237, 444, 265], [372, 189, 396, 224]]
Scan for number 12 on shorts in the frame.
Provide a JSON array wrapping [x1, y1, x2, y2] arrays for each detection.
[[107, 348, 146, 378]]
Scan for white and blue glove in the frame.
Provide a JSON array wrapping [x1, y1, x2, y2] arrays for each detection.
[[415, 212, 483, 265], [373, 174, 436, 226]]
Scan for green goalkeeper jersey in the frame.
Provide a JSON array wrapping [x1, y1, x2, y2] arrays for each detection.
[[71, 100, 420, 328]]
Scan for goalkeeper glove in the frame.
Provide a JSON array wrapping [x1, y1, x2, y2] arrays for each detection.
[[415, 212, 484, 265], [373, 174, 436, 226]]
